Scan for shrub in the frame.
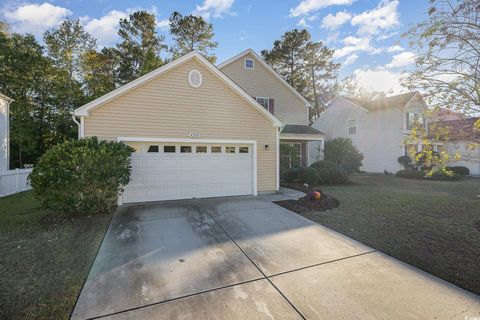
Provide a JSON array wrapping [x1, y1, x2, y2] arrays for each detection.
[[285, 168, 301, 182], [430, 171, 462, 181], [395, 169, 425, 179], [397, 155, 412, 169], [299, 167, 319, 185], [324, 138, 363, 173], [29, 137, 135, 214], [395, 169, 462, 181], [447, 166, 470, 176], [311, 160, 349, 184]]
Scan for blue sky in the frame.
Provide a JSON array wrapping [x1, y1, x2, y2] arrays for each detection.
[[1, 0, 431, 94]]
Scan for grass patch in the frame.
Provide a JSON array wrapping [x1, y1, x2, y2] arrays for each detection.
[[0, 191, 112, 320], [293, 174, 480, 295]]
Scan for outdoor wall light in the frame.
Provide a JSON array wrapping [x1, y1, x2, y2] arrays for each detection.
[[264, 144, 269, 150]]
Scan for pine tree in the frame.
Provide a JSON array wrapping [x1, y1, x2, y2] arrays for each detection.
[[116, 11, 166, 84], [169, 11, 218, 63]]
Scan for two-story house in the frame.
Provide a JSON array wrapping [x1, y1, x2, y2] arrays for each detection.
[[219, 49, 324, 170], [0, 92, 12, 171], [312, 92, 428, 173], [73, 50, 323, 204]]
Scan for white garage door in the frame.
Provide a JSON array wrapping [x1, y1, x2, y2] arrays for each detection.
[[122, 143, 254, 203]]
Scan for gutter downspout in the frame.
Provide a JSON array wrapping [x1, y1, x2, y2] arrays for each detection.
[[71, 114, 81, 139]]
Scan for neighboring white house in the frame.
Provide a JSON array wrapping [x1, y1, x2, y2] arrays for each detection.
[[436, 117, 480, 175], [0, 92, 13, 171], [312, 92, 429, 173]]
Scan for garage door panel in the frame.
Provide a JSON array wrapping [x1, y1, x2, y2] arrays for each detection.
[[123, 143, 254, 203]]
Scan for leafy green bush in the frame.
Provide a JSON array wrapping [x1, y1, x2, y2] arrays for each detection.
[[285, 168, 301, 182], [324, 138, 363, 173], [397, 155, 412, 169], [395, 169, 425, 179], [396, 169, 462, 181], [299, 167, 319, 185], [311, 160, 349, 184], [447, 166, 470, 176], [430, 171, 462, 181], [30, 137, 135, 214]]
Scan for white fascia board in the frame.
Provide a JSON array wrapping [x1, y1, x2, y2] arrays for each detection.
[[218, 49, 312, 108], [74, 51, 281, 127]]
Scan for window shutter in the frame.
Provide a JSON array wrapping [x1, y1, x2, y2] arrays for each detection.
[[268, 98, 274, 114]]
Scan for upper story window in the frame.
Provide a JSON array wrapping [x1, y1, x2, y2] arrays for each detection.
[[406, 112, 425, 130], [256, 97, 269, 110], [348, 119, 356, 135], [245, 58, 254, 70]]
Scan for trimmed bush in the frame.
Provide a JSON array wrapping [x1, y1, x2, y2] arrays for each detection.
[[430, 171, 462, 181], [299, 167, 319, 185], [285, 168, 301, 182], [324, 138, 363, 173], [395, 169, 462, 181], [29, 137, 135, 214], [447, 166, 470, 176], [395, 169, 425, 179], [311, 160, 349, 184], [397, 155, 412, 170]]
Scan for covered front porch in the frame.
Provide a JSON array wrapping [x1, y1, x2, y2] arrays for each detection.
[[280, 125, 325, 178]]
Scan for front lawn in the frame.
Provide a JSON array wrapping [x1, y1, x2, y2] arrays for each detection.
[[0, 191, 112, 320], [293, 174, 480, 295]]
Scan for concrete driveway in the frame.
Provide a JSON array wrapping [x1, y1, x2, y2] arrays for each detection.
[[72, 189, 480, 320]]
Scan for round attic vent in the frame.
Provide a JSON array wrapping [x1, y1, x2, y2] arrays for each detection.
[[188, 70, 202, 88]]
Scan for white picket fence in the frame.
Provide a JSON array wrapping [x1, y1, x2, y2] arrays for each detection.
[[0, 168, 33, 197]]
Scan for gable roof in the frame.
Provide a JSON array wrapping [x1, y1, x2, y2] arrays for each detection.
[[343, 92, 419, 111], [432, 117, 479, 141], [74, 51, 282, 127], [218, 49, 312, 108]]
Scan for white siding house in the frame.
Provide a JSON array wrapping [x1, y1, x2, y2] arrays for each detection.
[[0, 92, 12, 171], [312, 92, 428, 173]]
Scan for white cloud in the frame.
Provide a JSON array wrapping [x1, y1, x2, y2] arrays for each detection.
[[351, 0, 399, 36], [157, 19, 170, 31], [334, 36, 382, 58], [83, 10, 128, 47], [387, 45, 404, 52], [297, 18, 311, 28], [353, 68, 408, 94], [343, 36, 363, 46], [194, 0, 235, 19], [290, 0, 353, 17], [321, 11, 351, 30], [386, 51, 416, 68], [3, 2, 72, 35], [344, 54, 358, 66]]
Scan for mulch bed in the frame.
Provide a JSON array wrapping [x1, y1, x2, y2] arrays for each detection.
[[275, 187, 339, 214]]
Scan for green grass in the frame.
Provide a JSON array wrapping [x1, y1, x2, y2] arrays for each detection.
[[299, 174, 480, 294], [0, 191, 112, 320]]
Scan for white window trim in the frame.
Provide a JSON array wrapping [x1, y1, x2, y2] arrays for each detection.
[[117, 137, 258, 204], [188, 69, 203, 88], [255, 97, 269, 109], [245, 58, 255, 69]]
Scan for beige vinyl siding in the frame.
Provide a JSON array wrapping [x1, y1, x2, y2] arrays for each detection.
[[84, 58, 277, 192], [220, 52, 309, 125]]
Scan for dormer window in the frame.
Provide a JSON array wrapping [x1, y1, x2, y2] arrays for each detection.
[[245, 58, 254, 69]]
